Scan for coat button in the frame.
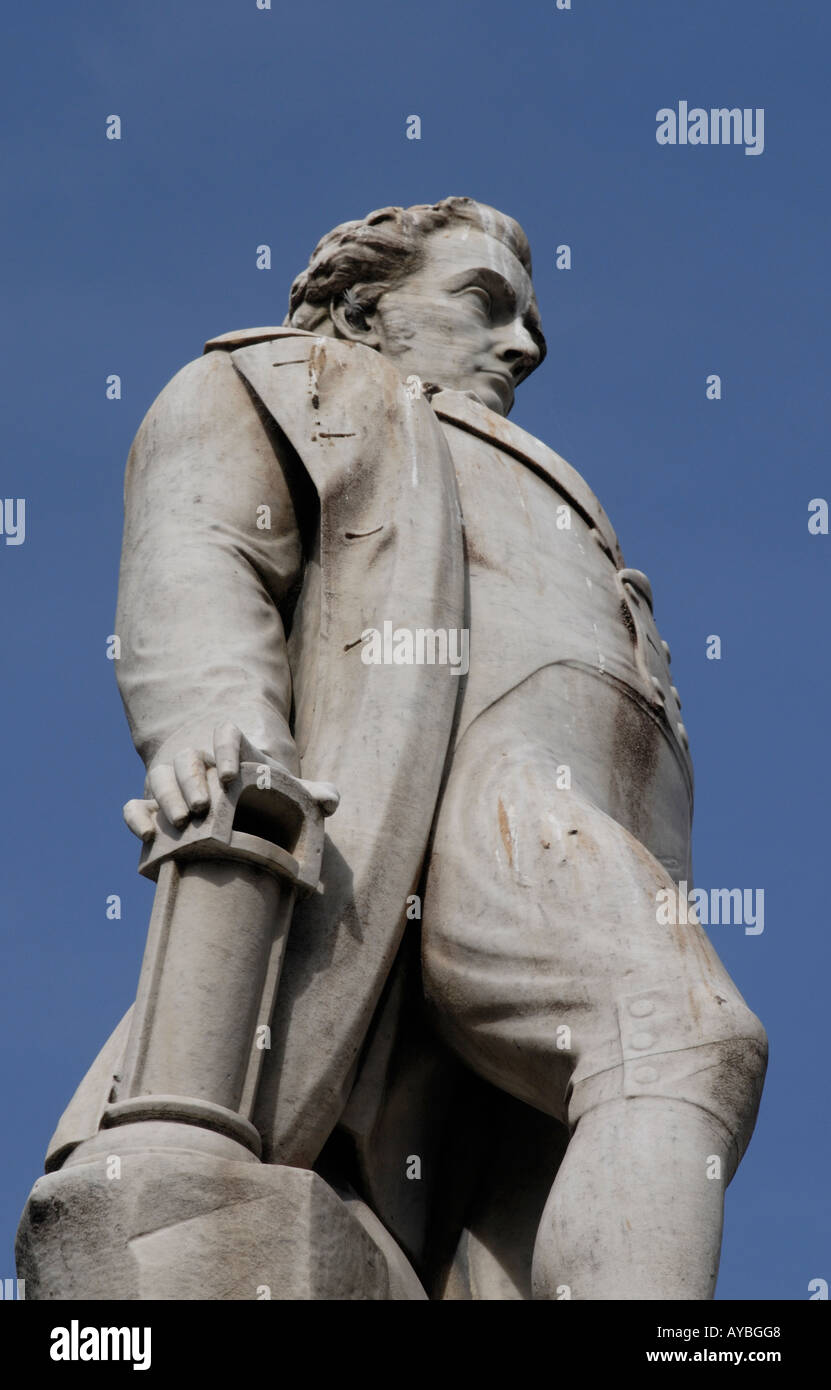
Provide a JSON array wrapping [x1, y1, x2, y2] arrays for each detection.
[[629, 999, 654, 1018]]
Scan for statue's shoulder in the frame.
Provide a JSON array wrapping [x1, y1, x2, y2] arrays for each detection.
[[132, 330, 403, 474], [203, 325, 409, 398], [132, 331, 330, 453]]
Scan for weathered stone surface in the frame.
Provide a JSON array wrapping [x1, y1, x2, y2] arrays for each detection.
[[17, 1150, 415, 1300]]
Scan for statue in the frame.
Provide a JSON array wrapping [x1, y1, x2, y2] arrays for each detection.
[[17, 197, 767, 1300]]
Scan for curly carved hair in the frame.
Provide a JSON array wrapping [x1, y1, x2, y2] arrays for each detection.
[[285, 196, 537, 333]]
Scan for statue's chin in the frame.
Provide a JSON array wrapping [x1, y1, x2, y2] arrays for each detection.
[[436, 380, 511, 415], [441, 385, 502, 413], [474, 386, 510, 416]]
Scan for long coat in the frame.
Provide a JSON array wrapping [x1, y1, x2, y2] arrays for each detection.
[[47, 327, 467, 1177]]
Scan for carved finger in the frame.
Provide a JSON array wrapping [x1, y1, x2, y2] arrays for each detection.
[[300, 779, 341, 817], [123, 798, 159, 842], [173, 749, 210, 814], [213, 722, 242, 782], [148, 765, 191, 828]]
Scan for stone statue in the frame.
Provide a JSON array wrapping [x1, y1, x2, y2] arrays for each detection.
[[17, 197, 767, 1300]]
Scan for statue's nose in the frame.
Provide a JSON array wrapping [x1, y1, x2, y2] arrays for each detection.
[[497, 319, 541, 378]]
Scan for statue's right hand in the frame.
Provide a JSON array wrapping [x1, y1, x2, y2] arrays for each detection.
[[122, 721, 276, 842], [122, 722, 339, 842]]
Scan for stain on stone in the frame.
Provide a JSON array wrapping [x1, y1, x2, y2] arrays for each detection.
[[610, 697, 659, 845], [619, 598, 637, 643], [463, 532, 500, 573], [344, 525, 384, 540], [688, 986, 701, 1028], [497, 798, 513, 867]]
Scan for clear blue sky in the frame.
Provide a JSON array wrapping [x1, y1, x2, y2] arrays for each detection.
[[2, 0, 828, 1300]]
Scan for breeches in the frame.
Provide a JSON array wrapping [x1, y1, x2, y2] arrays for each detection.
[[421, 666, 767, 1168]]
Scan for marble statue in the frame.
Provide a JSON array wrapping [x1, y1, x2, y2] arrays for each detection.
[[17, 197, 767, 1300]]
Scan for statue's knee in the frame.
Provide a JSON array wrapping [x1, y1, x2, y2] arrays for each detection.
[[570, 982, 768, 1172], [648, 1002, 768, 1171], [714, 1004, 768, 1164]]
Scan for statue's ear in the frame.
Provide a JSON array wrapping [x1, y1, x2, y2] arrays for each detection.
[[330, 293, 381, 348]]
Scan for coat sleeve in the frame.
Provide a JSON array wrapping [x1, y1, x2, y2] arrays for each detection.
[[114, 348, 303, 776]]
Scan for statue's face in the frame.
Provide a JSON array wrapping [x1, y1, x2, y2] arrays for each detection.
[[337, 224, 544, 415]]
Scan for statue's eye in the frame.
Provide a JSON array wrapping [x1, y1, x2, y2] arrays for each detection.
[[462, 286, 492, 314]]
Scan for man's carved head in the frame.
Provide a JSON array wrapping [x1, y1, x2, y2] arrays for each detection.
[[286, 197, 546, 416]]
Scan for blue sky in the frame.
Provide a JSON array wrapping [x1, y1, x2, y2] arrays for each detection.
[[2, 0, 828, 1299]]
